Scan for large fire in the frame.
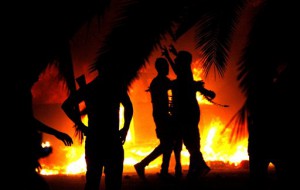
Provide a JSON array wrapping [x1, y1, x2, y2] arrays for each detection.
[[38, 60, 249, 175]]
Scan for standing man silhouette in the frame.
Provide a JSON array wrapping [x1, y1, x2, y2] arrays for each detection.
[[62, 73, 133, 190], [134, 57, 182, 180]]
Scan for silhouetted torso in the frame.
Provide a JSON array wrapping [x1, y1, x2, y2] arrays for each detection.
[[171, 79, 201, 122], [149, 75, 171, 132], [84, 79, 121, 140], [62, 74, 133, 190]]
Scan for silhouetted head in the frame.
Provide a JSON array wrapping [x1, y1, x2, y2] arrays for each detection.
[[175, 51, 192, 66], [174, 51, 193, 78], [155, 57, 169, 76]]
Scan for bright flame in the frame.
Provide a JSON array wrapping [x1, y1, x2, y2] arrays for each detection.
[[41, 141, 50, 148], [202, 118, 248, 166], [39, 62, 248, 175]]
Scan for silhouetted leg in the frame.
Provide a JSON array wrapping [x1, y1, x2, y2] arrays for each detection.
[[84, 140, 104, 190], [84, 156, 103, 190], [139, 143, 164, 167], [160, 138, 173, 175], [105, 145, 124, 190], [134, 143, 164, 179], [173, 137, 183, 178], [183, 127, 210, 179]]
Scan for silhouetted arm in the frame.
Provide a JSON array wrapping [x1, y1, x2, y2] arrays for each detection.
[[119, 91, 133, 144], [169, 44, 178, 56], [196, 81, 216, 100], [34, 119, 73, 146], [162, 46, 178, 75], [196, 81, 229, 107], [61, 90, 88, 135]]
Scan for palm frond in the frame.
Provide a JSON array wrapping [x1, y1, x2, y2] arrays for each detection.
[[194, 0, 246, 78], [238, 0, 298, 95], [172, 0, 208, 40], [90, 0, 188, 87], [221, 101, 248, 144]]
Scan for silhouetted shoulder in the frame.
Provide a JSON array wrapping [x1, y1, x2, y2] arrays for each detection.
[[195, 80, 205, 86], [193, 80, 205, 91]]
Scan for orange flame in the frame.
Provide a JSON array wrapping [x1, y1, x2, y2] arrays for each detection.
[[39, 61, 248, 175], [39, 117, 248, 175]]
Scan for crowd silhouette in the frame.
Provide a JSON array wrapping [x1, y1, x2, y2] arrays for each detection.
[[133, 45, 217, 182], [21, 46, 293, 190], [59, 46, 217, 190]]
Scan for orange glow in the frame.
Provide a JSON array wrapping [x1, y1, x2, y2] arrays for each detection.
[[39, 117, 248, 175], [38, 61, 248, 175]]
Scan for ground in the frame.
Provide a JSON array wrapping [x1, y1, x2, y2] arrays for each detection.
[[44, 168, 281, 190]]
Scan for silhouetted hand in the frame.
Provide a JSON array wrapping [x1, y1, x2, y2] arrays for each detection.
[[161, 46, 170, 58], [206, 90, 216, 100], [77, 122, 89, 135], [119, 128, 128, 145], [55, 132, 73, 146], [169, 44, 177, 55], [73, 122, 88, 144]]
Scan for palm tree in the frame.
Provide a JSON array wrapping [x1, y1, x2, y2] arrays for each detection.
[[221, 0, 298, 187]]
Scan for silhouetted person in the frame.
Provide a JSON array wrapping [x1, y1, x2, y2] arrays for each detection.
[[134, 57, 182, 180], [16, 73, 73, 190], [163, 46, 216, 180], [61, 73, 133, 190]]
